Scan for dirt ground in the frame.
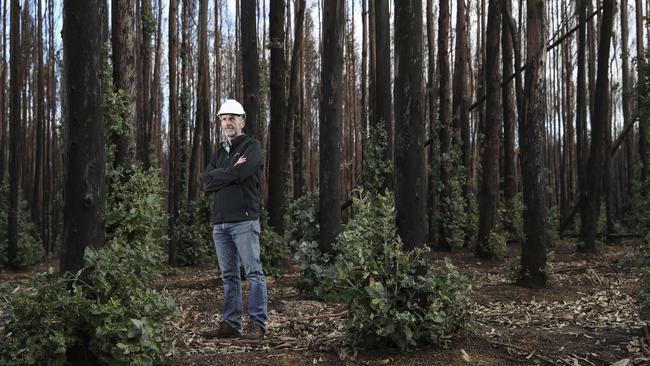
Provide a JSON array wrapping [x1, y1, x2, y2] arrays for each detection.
[[1, 240, 648, 365], [160, 240, 650, 366]]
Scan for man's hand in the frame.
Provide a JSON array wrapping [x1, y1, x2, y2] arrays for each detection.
[[234, 155, 247, 166]]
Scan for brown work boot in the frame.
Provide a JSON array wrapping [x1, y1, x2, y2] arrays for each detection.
[[201, 321, 241, 339], [242, 323, 265, 341]]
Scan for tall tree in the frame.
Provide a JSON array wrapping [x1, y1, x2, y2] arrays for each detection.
[[199, 0, 210, 168], [61, 0, 106, 274], [268, 0, 287, 233], [452, 0, 470, 195], [33, 0, 45, 233], [62, 0, 105, 362], [517, 0, 548, 288], [637, 0, 648, 182], [7, 0, 21, 268], [139, 0, 154, 169], [319, 0, 344, 254], [241, 0, 259, 138], [502, 0, 517, 201], [619, 0, 633, 198], [167, 0, 179, 265], [395, 0, 426, 249], [111, 0, 137, 170], [426, 0, 438, 246], [188, 0, 210, 201], [438, 0, 452, 250], [375, 0, 392, 182], [0, 0, 5, 182], [579, 0, 615, 253], [476, 0, 502, 258], [289, 0, 306, 198], [576, 0, 589, 238]]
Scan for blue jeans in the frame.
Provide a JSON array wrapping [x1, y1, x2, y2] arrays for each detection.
[[212, 219, 268, 331]]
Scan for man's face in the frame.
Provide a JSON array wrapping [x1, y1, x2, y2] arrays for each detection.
[[220, 114, 245, 139]]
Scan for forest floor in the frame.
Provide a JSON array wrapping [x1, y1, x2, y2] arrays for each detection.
[[1, 240, 648, 365], [160, 239, 650, 366]]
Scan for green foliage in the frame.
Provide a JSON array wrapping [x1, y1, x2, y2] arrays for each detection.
[[547, 205, 560, 244], [0, 185, 44, 269], [637, 231, 650, 320], [362, 123, 393, 195], [0, 165, 176, 365], [500, 194, 525, 242], [260, 210, 290, 278], [332, 190, 472, 351], [0, 271, 88, 366], [0, 60, 177, 365], [285, 190, 319, 247], [439, 133, 468, 250], [171, 197, 214, 267], [294, 240, 335, 298], [484, 230, 507, 259]]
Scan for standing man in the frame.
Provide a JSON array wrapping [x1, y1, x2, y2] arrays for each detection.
[[202, 99, 268, 340]]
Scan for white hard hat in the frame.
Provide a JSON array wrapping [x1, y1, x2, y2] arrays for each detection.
[[217, 99, 246, 118]]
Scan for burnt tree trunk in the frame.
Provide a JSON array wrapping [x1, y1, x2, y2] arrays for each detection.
[[579, 0, 614, 253], [517, 0, 548, 288], [167, 0, 179, 265], [319, 0, 344, 254], [268, 0, 287, 234], [438, 0, 452, 250], [395, 0, 426, 249], [426, 0, 438, 246], [61, 0, 106, 287], [241, 0, 259, 138], [375, 0, 392, 184], [502, 0, 517, 201], [289, 0, 306, 198], [477, 0, 502, 259], [111, 0, 136, 170], [7, 0, 21, 268]]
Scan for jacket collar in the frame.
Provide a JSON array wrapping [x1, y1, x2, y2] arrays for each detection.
[[223, 133, 248, 151]]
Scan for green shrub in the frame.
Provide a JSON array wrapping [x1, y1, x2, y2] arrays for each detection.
[[0, 167, 177, 365], [438, 133, 468, 250], [171, 197, 214, 267], [332, 190, 471, 351], [294, 240, 335, 298], [285, 190, 319, 247], [260, 209, 290, 278], [361, 123, 393, 195], [500, 194, 525, 242], [638, 232, 650, 320], [0, 65, 177, 365], [0, 185, 44, 269]]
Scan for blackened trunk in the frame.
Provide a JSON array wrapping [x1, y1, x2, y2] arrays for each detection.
[[517, 0, 548, 289], [502, 0, 517, 201], [268, 0, 287, 234], [61, 0, 106, 276], [7, 0, 21, 268], [438, 0, 452, 250], [319, 0, 344, 254], [289, 0, 306, 198], [375, 0, 392, 188], [395, 0, 426, 249], [579, 0, 614, 253], [167, 0, 178, 265], [111, 0, 136, 171], [477, 0, 502, 259], [241, 0, 259, 138]]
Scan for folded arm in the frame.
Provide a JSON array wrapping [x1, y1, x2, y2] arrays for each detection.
[[202, 140, 261, 193]]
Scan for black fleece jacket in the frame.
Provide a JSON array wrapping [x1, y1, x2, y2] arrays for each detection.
[[202, 134, 262, 224]]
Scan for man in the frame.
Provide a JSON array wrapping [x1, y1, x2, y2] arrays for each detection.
[[202, 99, 268, 340]]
